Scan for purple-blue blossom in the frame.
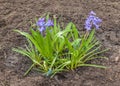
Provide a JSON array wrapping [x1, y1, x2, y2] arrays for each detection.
[[85, 11, 102, 31], [36, 18, 54, 33]]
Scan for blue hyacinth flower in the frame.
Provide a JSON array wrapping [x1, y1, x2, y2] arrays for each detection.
[[45, 20, 54, 27], [36, 18, 54, 33], [85, 11, 102, 31]]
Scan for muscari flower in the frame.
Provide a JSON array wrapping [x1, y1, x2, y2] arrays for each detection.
[[36, 18, 54, 33], [85, 11, 102, 31]]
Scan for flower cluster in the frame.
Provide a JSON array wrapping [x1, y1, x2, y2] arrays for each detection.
[[85, 11, 102, 31], [36, 18, 54, 33]]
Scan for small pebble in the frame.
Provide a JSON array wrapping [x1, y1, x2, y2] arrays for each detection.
[[115, 56, 119, 62]]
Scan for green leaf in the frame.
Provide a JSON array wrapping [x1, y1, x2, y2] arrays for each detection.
[[79, 64, 107, 69], [72, 38, 81, 49]]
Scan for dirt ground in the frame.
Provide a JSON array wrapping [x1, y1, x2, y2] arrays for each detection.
[[0, 0, 120, 86]]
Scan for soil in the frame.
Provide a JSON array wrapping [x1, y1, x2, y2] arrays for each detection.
[[0, 0, 120, 86]]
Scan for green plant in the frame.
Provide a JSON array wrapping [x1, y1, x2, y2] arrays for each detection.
[[13, 12, 107, 77]]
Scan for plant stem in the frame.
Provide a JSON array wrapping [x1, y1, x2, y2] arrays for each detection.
[[24, 63, 35, 76]]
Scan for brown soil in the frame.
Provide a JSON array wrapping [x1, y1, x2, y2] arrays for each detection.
[[0, 0, 120, 86]]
